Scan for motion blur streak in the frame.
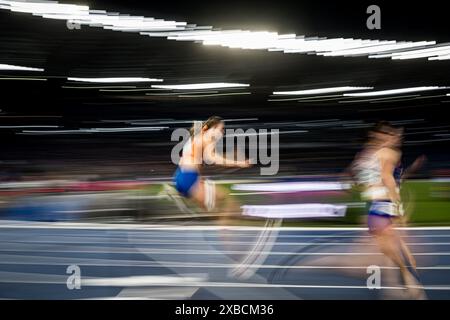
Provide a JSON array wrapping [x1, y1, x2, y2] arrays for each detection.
[[343, 87, 449, 97], [0, 63, 44, 71], [0, 0, 448, 61], [151, 83, 249, 90], [232, 181, 350, 192], [241, 204, 347, 218], [67, 77, 164, 83], [273, 87, 373, 95]]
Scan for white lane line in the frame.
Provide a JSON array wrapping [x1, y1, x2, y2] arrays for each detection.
[[0, 271, 206, 286], [82, 275, 206, 287], [3, 270, 449, 291], [2, 240, 450, 247], [0, 237, 450, 246], [1, 221, 450, 231], [3, 233, 450, 239], [420, 286, 450, 291], [192, 283, 450, 290], [0, 247, 189, 255], [82, 277, 403, 290], [83, 297, 154, 300], [0, 271, 409, 290], [115, 287, 200, 300], [0, 249, 450, 257], [0, 253, 448, 270]]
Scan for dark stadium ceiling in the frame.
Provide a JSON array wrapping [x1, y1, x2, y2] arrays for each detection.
[[0, 0, 449, 128]]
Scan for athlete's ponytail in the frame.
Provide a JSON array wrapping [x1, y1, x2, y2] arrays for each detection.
[[373, 121, 397, 135], [189, 116, 223, 136]]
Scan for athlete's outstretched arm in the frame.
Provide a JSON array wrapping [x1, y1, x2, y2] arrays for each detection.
[[203, 138, 250, 168], [402, 155, 427, 179]]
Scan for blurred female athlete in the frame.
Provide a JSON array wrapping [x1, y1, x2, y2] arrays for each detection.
[[352, 121, 424, 297], [173, 116, 251, 220]]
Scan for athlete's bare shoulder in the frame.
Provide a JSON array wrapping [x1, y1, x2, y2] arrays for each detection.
[[378, 147, 401, 163]]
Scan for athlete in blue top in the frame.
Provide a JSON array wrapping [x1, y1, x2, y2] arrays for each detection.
[[173, 116, 251, 213]]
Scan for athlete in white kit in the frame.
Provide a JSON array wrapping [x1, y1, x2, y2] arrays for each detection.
[[352, 121, 425, 298]]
